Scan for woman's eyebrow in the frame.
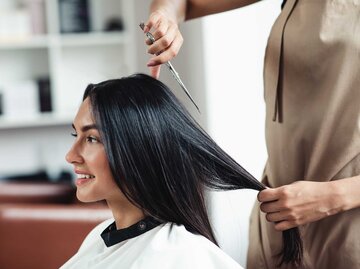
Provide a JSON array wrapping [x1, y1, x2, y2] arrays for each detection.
[[71, 123, 98, 132]]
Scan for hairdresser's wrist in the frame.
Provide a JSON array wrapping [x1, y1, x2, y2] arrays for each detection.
[[332, 175, 360, 212]]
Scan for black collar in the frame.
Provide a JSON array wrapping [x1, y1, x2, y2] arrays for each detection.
[[101, 216, 162, 247]]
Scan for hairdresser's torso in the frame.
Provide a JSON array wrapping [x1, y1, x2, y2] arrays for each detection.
[[248, 0, 360, 268], [264, 0, 360, 187]]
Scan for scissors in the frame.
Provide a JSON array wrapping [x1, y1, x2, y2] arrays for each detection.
[[139, 22, 200, 112]]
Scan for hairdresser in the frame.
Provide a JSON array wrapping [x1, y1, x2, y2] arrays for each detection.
[[143, 0, 360, 268]]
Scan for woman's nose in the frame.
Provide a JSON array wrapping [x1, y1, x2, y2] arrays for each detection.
[[65, 144, 83, 164]]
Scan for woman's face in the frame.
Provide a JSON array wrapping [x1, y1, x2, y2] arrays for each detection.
[[65, 98, 123, 203]]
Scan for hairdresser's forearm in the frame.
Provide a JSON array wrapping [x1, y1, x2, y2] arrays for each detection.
[[186, 0, 260, 20], [149, 0, 187, 23], [150, 0, 260, 22], [336, 174, 360, 211]]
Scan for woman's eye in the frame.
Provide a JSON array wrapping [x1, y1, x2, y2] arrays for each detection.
[[86, 136, 99, 143], [71, 132, 77, 137]]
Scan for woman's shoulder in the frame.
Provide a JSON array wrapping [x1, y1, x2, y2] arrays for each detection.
[[138, 223, 243, 269]]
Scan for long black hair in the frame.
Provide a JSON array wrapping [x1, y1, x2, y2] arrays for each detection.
[[83, 73, 302, 267]]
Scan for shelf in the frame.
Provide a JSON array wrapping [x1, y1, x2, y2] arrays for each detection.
[[0, 113, 73, 130], [0, 32, 130, 50], [0, 0, 137, 178], [0, 36, 49, 50], [58, 31, 130, 47]]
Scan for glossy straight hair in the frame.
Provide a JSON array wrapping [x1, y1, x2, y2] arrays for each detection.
[[83, 73, 302, 267]]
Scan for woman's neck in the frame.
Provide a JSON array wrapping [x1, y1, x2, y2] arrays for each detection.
[[106, 199, 145, 229]]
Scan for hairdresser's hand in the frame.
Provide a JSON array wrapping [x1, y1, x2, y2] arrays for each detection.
[[144, 10, 184, 79], [258, 181, 345, 231]]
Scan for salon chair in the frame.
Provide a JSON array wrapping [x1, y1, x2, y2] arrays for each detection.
[[0, 181, 112, 269]]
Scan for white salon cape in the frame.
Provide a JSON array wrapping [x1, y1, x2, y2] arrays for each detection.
[[61, 217, 243, 269]]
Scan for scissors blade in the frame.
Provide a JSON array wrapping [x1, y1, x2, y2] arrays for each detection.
[[139, 22, 200, 112], [165, 62, 200, 111]]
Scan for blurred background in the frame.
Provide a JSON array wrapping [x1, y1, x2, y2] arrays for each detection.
[[0, 0, 280, 268]]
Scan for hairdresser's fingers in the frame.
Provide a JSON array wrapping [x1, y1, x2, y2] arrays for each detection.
[[144, 10, 164, 33], [260, 200, 287, 213], [149, 65, 161, 79], [148, 23, 179, 56], [146, 20, 169, 52], [144, 11, 182, 64], [258, 188, 281, 202], [151, 19, 171, 42], [145, 37, 153, 46], [147, 34, 183, 67], [265, 211, 290, 222], [274, 220, 302, 231], [144, 11, 168, 47]]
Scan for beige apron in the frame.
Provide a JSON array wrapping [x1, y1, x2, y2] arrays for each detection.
[[247, 0, 360, 268]]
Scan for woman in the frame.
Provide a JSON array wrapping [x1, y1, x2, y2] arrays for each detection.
[[144, 0, 360, 268], [61, 74, 298, 268]]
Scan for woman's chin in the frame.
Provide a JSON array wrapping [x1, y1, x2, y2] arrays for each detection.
[[76, 189, 99, 203]]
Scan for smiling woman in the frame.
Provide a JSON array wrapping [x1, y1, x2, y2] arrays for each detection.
[[61, 74, 300, 269]]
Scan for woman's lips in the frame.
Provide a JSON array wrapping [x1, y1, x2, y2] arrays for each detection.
[[75, 177, 95, 186]]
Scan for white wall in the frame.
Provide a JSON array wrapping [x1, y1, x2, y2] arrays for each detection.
[[202, 0, 281, 266]]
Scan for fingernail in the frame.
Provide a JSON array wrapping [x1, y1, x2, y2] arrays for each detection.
[[147, 61, 156, 67]]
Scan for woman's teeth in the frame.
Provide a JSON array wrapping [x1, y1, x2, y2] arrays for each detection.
[[77, 174, 95, 179]]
